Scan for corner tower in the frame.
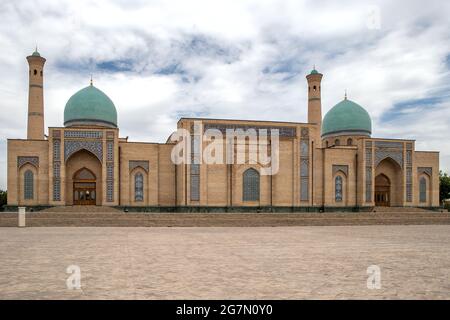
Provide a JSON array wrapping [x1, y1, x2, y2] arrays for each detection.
[[306, 68, 323, 143], [26, 48, 46, 140]]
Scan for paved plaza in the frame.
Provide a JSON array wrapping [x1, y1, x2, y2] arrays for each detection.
[[0, 225, 449, 299]]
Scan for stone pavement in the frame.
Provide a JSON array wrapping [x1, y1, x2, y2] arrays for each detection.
[[0, 225, 449, 299]]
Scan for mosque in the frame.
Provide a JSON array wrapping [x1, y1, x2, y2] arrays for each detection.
[[6, 50, 440, 210]]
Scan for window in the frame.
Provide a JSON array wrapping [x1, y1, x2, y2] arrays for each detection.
[[135, 173, 144, 202], [190, 134, 201, 201], [335, 176, 343, 202], [419, 177, 426, 203], [24, 170, 34, 200], [243, 168, 260, 201], [335, 139, 340, 146], [325, 141, 329, 148], [313, 85, 317, 91], [347, 138, 353, 146], [33, 69, 37, 75]]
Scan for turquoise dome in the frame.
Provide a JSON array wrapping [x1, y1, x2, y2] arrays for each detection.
[[322, 98, 371, 137], [64, 84, 118, 128], [310, 69, 319, 74]]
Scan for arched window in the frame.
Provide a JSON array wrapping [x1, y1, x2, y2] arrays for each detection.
[[243, 168, 260, 201], [135, 173, 144, 202], [325, 141, 329, 148], [419, 177, 426, 203], [335, 176, 343, 202], [347, 138, 353, 146], [33, 69, 37, 75], [24, 170, 34, 200], [335, 139, 340, 146], [313, 85, 317, 91], [40, 71, 43, 77]]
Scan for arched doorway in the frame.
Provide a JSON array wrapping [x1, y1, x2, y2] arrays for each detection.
[[375, 174, 390, 206], [73, 168, 96, 205], [374, 157, 403, 206], [65, 149, 102, 205]]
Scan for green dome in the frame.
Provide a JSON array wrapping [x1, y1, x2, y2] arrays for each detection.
[[322, 98, 371, 137], [310, 69, 319, 74], [31, 50, 41, 57], [64, 85, 118, 128]]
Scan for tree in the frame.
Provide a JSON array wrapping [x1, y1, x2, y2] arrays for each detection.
[[439, 171, 450, 204], [0, 190, 6, 208]]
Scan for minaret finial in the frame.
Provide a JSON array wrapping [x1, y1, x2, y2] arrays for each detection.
[[344, 89, 347, 100], [90, 74, 93, 86]]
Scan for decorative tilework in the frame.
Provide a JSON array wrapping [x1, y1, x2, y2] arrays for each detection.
[[300, 127, 309, 201], [406, 150, 412, 166], [365, 141, 373, 202], [406, 167, 412, 202], [52, 130, 61, 138], [419, 177, 427, 202], [107, 141, 114, 161], [53, 140, 60, 161], [335, 176, 343, 202], [24, 170, 34, 200], [190, 133, 201, 201], [64, 140, 103, 162], [418, 167, 432, 176], [106, 163, 114, 202], [64, 130, 103, 139], [203, 123, 296, 137], [374, 141, 403, 168], [190, 165, 200, 201], [106, 138, 115, 202], [129, 160, 149, 172], [53, 139, 61, 201], [375, 149, 403, 168], [333, 165, 349, 177], [134, 173, 144, 201], [18, 156, 39, 168], [375, 141, 403, 149], [243, 168, 260, 201]]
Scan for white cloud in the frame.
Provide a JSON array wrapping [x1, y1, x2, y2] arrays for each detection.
[[0, 0, 450, 189]]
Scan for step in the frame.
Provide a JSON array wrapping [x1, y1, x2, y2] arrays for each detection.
[[1, 212, 449, 227], [40, 205, 123, 213]]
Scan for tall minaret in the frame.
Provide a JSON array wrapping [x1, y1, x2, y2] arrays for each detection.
[[306, 67, 323, 144], [26, 48, 46, 140]]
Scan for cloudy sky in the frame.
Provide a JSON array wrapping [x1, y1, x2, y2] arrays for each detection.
[[0, 0, 449, 189]]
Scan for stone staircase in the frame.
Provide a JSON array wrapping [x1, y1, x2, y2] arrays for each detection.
[[371, 206, 444, 213], [1, 211, 450, 227], [40, 205, 123, 213]]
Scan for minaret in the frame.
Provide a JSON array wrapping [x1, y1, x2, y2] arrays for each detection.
[[306, 67, 323, 144], [26, 47, 46, 140]]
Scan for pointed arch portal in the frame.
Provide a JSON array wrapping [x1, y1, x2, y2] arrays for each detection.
[[73, 167, 96, 205], [375, 174, 390, 207]]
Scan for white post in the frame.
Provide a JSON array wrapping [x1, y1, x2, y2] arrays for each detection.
[[18, 207, 26, 227]]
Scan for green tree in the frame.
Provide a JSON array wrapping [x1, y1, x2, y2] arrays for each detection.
[[440, 171, 450, 204], [0, 190, 6, 208]]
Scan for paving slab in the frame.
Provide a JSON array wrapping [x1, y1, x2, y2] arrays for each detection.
[[0, 225, 449, 299]]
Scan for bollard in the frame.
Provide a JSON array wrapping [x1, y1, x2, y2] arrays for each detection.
[[18, 207, 26, 227]]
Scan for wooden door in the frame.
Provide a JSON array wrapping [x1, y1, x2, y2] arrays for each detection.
[[73, 182, 96, 205]]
